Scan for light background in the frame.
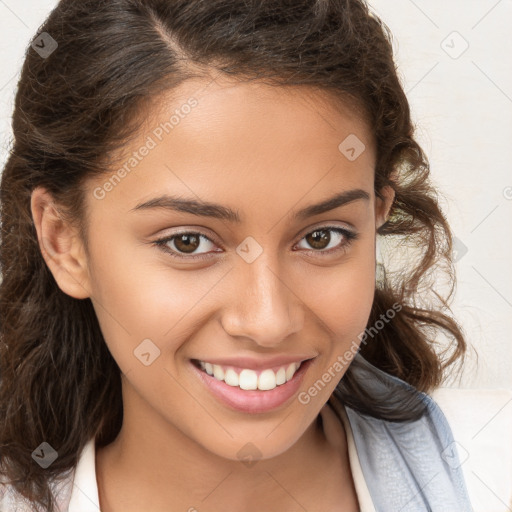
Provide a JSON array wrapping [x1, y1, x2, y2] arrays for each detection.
[[0, 0, 511, 389]]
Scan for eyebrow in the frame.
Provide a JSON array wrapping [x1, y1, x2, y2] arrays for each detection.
[[130, 188, 370, 222]]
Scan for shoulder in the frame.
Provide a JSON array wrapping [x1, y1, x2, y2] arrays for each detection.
[[0, 472, 28, 511], [0, 478, 38, 511], [0, 467, 75, 511], [431, 387, 512, 512], [339, 393, 473, 511], [331, 356, 475, 511]]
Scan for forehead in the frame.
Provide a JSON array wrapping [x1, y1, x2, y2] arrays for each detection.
[[87, 76, 375, 215], [144, 76, 373, 155]]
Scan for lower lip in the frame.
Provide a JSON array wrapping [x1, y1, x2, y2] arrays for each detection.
[[190, 358, 315, 414]]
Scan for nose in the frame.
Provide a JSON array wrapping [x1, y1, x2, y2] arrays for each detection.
[[220, 256, 304, 348]]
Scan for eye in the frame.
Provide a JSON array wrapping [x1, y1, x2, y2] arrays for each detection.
[[154, 232, 220, 260], [295, 226, 357, 255], [153, 225, 358, 261]]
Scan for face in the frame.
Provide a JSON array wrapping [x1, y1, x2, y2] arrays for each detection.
[[34, 76, 394, 462]]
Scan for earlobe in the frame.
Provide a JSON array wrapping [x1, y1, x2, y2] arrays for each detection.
[[375, 184, 395, 230], [30, 187, 92, 299]]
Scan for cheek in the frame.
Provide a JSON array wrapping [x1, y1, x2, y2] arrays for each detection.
[[289, 237, 376, 406], [302, 237, 376, 340], [86, 235, 225, 374]]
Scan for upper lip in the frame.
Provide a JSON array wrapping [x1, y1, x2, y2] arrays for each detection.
[[192, 355, 316, 371]]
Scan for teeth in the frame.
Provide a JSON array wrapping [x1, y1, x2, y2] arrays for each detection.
[[212, 364, 224, 381], [275, 367, 286, 385], [224, 368, 239, 387], [285, 363, 297, 381], [239, 369, 258, 390], [198, 360, 301, 390], [258, 369, 276, 390]]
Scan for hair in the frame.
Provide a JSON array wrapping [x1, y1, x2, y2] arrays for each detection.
[[0, 0, 469, 509]]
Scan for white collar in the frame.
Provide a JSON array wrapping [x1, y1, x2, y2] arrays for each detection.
[[68, 438, 100, 511], [323, 397, 377, 512]]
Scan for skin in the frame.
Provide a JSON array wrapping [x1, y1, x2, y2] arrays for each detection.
[[31, 75, 394, 511]]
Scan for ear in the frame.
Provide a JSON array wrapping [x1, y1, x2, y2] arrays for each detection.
[[30, 187, 91, 299], [374, 184, 395, 230]]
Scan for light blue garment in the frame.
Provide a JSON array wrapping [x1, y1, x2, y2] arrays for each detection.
[[329, 354, 473, 511]]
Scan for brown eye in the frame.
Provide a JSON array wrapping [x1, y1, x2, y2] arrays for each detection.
[[154, 225, 357, 261], [173, 233, 201, 254], [296, 226, 357, 255], [305, 229, 331, 250], [154, 231, 219, 260]]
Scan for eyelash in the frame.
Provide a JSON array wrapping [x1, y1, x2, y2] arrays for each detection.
[[153, 225, 358, 261]]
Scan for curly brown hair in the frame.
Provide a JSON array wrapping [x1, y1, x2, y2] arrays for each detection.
[[0, 0, 468, 510]]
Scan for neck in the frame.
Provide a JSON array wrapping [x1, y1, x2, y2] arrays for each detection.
[[95, 382, 354, 511]]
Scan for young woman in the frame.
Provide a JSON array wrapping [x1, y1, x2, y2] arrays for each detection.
[[0, 0, 472, 510]]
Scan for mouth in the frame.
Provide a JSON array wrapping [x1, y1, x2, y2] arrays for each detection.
[[190, 357, 316, 414]]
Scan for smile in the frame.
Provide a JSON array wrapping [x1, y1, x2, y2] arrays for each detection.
[[190, 357, 315, 414], [195, 359, 301, 391]]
